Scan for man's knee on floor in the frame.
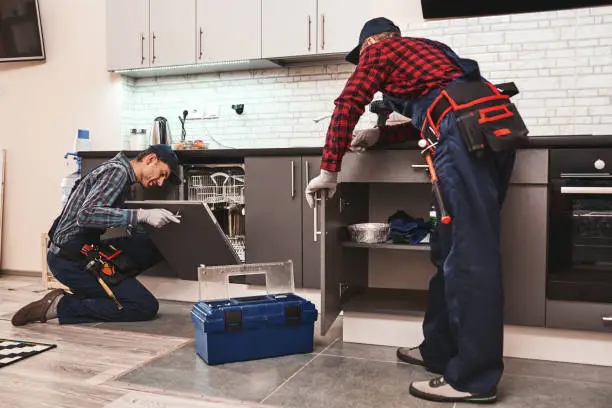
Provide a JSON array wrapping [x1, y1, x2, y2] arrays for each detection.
[[130, 292, 159, 321]]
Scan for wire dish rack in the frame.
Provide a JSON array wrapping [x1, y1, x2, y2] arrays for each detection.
[[186, 165, 246, 263], [188, 171, 244, 206]]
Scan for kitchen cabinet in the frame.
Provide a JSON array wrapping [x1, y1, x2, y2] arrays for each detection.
[[149, 0, 196, 67], [106, 0, 149, 71], [262, 0, 374, 59], [500, 185, 547, 327], [301, 156, 321, 289], [106, 0, 196, 71], [244, 156, 304, 287], [196, 0, 261, 63], [316, 0, 374, 55], [261, 0, 317, 59]]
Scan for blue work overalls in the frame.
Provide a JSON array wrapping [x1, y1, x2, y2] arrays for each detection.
[[384, 40, 516, 394]]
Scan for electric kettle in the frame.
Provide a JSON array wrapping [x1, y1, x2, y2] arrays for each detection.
[[151, 117, 172, 145]]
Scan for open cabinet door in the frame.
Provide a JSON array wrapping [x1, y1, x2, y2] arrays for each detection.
[[318, 188, 343, 335], [318, 182, 369, 336]]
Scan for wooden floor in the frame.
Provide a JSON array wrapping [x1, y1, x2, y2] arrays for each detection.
[[0, 274, 274, 408]]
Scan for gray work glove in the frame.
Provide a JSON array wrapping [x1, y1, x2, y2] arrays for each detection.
[[137, 208, 181, 228], [350, 128, 380, 153], [305, 169, 338, 209]]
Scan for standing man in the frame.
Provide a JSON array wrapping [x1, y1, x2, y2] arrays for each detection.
[[305, 18, 528, 404], [12, 145, 182, 326]]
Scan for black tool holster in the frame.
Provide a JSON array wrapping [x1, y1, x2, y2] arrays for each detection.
[[426, 81, 529, 156], [80, 243, 139, 286]]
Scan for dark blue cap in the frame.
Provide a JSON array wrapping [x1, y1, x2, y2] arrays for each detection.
[[345, 17, 401, 65], [149, 144, 181, 185]]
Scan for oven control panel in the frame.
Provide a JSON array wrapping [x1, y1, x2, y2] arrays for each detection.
[[549, 149, 612, 179]]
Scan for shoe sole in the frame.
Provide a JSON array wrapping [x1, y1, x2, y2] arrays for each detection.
[[396, 348, 425, 366], [409, 383, 497, 404]]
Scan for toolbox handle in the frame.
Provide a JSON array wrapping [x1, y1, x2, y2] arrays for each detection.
[[225, 271, 268, 300]]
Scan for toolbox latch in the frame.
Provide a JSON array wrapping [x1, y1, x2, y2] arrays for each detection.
[[225, 311, 242, 331], [285, 305, 302, 325]]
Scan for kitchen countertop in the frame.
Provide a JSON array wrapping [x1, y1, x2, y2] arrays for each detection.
[[78, 135, 612, 161]]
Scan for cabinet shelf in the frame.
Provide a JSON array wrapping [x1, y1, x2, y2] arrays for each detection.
[[342, 288, 428, 316], [342, 241, 431, 251]]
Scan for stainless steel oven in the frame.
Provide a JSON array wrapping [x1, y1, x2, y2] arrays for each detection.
[[548, 149, 612, 305]]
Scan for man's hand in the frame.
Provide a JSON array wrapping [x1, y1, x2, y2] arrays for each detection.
[[305, 170, 338, 209], [137, 208, 181, 228], [350, 128, 380, 153]]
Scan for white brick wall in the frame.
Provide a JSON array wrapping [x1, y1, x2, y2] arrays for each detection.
[[123, 5, 612, 149]]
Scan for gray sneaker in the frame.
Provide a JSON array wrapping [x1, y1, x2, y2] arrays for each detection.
[[396, 346, 425, 366], [410, 376, 497, 404]]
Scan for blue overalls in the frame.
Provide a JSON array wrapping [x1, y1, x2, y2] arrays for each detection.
[[384, 40, 516, 394]]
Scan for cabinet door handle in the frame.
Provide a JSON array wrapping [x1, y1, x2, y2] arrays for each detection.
[[602, 316, 612, 325], [152, 32, 157, 63], [290, 160, 295, 198], [199, 27, 203, 60], [140, 33, 145, 64], [307, 15, 312, 52], [321, 14, 325, 50], [411, 164, 428, 169]]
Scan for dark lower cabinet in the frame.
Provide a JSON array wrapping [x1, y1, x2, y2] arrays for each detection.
[[244, 156, 304, 287], [500, 185, 548, 327]]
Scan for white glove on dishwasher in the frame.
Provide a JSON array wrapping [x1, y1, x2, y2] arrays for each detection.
[[350, 128, 380, 153], [137, 208, 181, 228], [305, 170, 338, 209]]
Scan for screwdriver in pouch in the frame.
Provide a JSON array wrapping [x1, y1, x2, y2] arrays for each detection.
[[418, 139, 451, 225]]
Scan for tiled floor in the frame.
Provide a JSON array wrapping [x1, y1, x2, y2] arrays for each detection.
[[4, 274, 612, 408], [109, 303, 612, 408]]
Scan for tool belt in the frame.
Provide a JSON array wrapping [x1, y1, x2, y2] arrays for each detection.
[[422, 81, 529, 155], [49, 241, 138, 285]]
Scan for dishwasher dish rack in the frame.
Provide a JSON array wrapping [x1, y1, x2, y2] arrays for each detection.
[[186, 165, 246, 263], [188, 171, 244, 205]]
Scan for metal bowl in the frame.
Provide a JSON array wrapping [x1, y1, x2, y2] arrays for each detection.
[[347, 223, 390, 244]]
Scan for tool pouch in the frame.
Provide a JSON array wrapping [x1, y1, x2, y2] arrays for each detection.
[[81, 243, 139, 285], [444, 81, 529, 155]]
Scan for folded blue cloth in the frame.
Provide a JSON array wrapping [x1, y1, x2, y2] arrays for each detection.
[[388, 210, 432, 245]]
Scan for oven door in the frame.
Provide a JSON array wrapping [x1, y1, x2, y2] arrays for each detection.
[[548, 179, 612, 304]]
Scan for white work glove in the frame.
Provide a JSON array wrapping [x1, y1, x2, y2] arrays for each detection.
[[305, 170, 338, 209], [350, 128, 380, 153], [137, 208, 181, 228]]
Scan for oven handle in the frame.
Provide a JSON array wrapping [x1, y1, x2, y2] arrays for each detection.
[[561, 186, 612, 195]]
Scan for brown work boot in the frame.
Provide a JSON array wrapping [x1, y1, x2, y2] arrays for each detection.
[[11, 289, 65, 326]]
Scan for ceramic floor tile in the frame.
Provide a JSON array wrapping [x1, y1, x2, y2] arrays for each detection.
[[313, 316, 342, 353], [262, 354, 445, 408], [96, 300, 195, 338], [503, 357, 612, 385], [471, 374, 612, 407], [114, 342, 315, 402], [321, 340, 402, 363]]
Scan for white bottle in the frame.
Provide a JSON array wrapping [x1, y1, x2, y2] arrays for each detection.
[[75, 129, 91, 152]]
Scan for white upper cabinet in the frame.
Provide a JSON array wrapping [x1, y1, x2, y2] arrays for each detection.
[[262, 0, 317, 59], [106, 0, 149, 71], [149, 0, 196, 67], [317, 0, 374, 56], [196, 0, 261, 63]]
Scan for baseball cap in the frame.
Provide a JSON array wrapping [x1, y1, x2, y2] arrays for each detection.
[[345, 17, 401, 65], [149, 144, 182, 185]]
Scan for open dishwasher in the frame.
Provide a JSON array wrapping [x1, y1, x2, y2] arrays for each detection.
[[183, 164, 246, 262]]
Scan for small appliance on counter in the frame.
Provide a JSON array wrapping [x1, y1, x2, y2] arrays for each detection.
[[151, 116, 172, 145]]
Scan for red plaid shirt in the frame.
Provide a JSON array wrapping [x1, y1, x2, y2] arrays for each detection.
[[321, 37, 464, 172]]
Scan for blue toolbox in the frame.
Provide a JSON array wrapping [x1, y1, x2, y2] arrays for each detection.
[[191, 261, 318, 365]]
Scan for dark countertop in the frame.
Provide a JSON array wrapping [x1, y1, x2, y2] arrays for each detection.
[[78, 135, 612, 161]]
